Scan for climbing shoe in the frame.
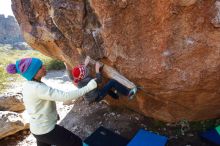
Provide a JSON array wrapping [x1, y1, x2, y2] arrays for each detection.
[[128, 87, 137, 100], [108, 90, 119, 99], [95, 95, 105, 102], [83, 142, 89, 146]]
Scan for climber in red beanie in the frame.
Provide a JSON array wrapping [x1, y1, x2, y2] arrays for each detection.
[[71, 57, 137, 103]]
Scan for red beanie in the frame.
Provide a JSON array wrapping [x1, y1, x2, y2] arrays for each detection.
[[71, 64, 87, 82]]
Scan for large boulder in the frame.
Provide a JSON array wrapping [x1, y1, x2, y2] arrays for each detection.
[[0, 92, 25, 112], [0, 111, 29, 139], [11, 0, 220, 122]]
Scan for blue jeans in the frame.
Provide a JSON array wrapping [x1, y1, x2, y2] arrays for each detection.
[[97, 79, 130, 101]]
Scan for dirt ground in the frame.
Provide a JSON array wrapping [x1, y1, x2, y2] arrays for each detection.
[[60, 99, 217, 146], [0, 70, 218, 146]]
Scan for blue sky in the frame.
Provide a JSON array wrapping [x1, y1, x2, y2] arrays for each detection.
[[0, 0, 14, 17]]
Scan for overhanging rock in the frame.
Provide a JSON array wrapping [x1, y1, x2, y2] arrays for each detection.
[[12, 0, 220, 122]]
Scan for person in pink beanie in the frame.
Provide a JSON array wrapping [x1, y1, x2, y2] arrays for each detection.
[[6, 57, 97, 146]]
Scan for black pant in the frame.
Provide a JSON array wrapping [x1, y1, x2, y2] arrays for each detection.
[[33, 125, 82, 146]]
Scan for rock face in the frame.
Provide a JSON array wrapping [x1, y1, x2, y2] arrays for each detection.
[[0, 15, 24, 44], [0, 93, 25, 112], [0, 111, 28, 139], [11, 0, 220, 122], [177, 0, 197, 6], [212, 1, 220, 27]]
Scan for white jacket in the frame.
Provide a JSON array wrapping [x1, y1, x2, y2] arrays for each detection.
[[22, 79, 97, 135]]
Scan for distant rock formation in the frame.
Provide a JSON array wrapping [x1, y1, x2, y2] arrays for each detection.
[[0, 14, 24, 44]]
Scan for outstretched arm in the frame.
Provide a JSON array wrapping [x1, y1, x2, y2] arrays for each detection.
[[84, 56, 90, 67], [35, 79, 97, 102], [95, 62, 102, 84], [64, 62, 73, 81]]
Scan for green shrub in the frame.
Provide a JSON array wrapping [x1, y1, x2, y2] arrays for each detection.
[[46, 59, 65, 70]]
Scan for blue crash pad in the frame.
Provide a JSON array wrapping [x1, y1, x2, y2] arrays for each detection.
[[127, 129, 168, 146], [200, 129, 220, 145], [84, 126, 129, 146]]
